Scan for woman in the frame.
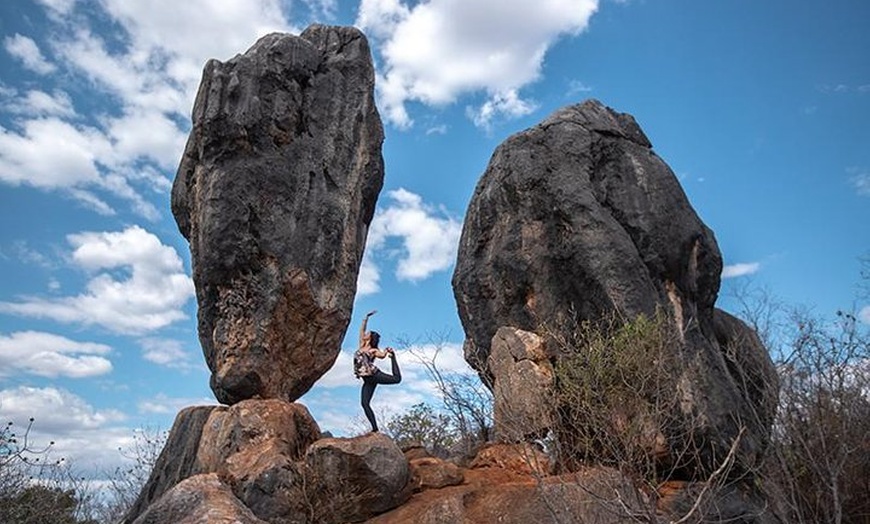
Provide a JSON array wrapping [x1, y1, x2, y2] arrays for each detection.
[[354, 309, 401, 432]]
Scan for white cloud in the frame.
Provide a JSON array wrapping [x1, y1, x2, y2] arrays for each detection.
[[567, 79, 594, 96], [137, 392, 216, 415], [367, 188, 462, 282], [425, 124, 448, 136], [722, 262, 761, 279], [95, 0, 295, 96], [467, 88, 537, 130], [1, 1, 295, 218], [356, 252, 382, 297], [8, 240, 54, 268], [0, 116, 168, 218], [0, 385, 135, 470], [0, 118, 109, 188], [4, 34, 56, 74], [860, 305, 870, 326], [139, 337, 196, 369], [847, 167, 870, 197], [0, 331, 112, 378], [36, 0, 76, 17], [0, 386, 125, 433], [357, 0, 599, 128], [0, 226, 194, 335], [5, 89, 75, 117], [316, 349, 360, 388]]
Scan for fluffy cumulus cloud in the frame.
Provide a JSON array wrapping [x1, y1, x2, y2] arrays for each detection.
[[358, 188, 461, 295], [0, 1, 295, 218], [139, 337, 197, 369], [137, 392, 216, 415], [0, 226, 194, 334], [722, 262, 761, 279], [3, 34, 56, 74], [0, 331, 112, 378], [5, 89, 75, 117], [357, 0, 599, 128], [0, 385, 134, 469]]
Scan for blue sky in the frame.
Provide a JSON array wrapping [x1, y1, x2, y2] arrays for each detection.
[[0, 0, 868, 475]]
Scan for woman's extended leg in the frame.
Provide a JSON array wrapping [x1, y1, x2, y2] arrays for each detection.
[[379, 353, 401, 384]]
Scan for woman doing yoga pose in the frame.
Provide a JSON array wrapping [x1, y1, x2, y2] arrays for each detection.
[[353, 310, 401, 432]]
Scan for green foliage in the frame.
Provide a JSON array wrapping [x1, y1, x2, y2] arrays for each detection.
[[386, 403, 457, 456], [550, 309, 682, 481], [0, 485, 97, 524]]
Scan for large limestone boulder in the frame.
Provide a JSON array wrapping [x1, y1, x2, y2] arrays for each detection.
[[172, 24, 384, 404], [131, 473, 267, 524], [452, 99, 778, 479], [488, 327, 555, 441], [305, 432, 412, 522], [123, 400, 321, 524], [123, 406, 219, 522], [195, 398, 321, 471]]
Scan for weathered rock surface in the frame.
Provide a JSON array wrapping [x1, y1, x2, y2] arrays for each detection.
[[124, 406, 219, 522], [172, 24, 384, 404], [470, 442, 551, 477], [408, 457, 464, 491], [452, 99, 778, 479], [131, 473, 267, 524], [123, 400, 321, 524], [196, 399, 321, 522], [488, 327, 555, 441], [196, 398, 321, 471], [305, 432, 412, 522], [367, 464, 647, 524]]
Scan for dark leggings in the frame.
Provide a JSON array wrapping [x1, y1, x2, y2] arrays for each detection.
[[360, 355, 401, 432]]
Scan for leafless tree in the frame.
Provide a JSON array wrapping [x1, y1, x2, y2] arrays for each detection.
[[402, 333, 493, 461]]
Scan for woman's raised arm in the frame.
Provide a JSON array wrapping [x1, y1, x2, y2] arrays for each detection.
[[359, 309, 377, 347]]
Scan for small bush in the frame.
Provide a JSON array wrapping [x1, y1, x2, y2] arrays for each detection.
[[548, 309, 684, 482]]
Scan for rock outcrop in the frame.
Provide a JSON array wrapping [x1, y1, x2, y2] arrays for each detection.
[[124, 401, 415, 524], [131, 473, 268, 524], [368, 459, 648, 524], [305, 433, 412, 522], [123, 399, 322, 523], [171, 24, 384, 405], [124, 406, 219, 521], [452, 100, 779, 480], [488, 327, 555, 442]]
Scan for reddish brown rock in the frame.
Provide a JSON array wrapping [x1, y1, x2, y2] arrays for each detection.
[[196, 398, 321, 471], [470, 442, 551, 477], [366, 465, 647, 524], [409, 457, 464, 491]]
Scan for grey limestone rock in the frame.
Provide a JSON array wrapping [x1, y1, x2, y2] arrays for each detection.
[[452, 99, 778, 479], [172, 24, 384, 404]]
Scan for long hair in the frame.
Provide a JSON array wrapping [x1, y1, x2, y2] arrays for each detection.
[[369, 331, 381, 348]]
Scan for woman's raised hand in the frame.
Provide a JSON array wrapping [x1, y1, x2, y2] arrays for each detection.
[[366, 310, 377, 317]]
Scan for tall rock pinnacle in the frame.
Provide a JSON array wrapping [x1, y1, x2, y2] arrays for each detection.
[[172, 25, 384, 404]]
